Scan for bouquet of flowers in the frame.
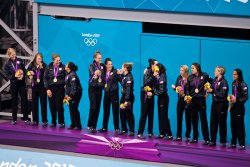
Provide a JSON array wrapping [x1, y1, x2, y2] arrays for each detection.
[[175, 86, 183, 93], [227, 95, 235, 112], [204, 82, 211, 98], [63, 96, 69, 105], [204, 82, 211, 90], [120, 103, 126, 110], [27, 71, 32, 76], [120, 102, 131, 110], [15, 69, 24, 80], [153, 66, 159, 72], [144, 86, 152, 92], [184, 95, 192, 104], [26, 70, 34, 79], [144, 86, 152, 99]]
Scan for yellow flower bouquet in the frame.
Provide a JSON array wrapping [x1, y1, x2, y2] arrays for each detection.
[[153, 66, 159, 72], [144, 86, 152, 92], [27, 71, 32, 76], [15, 69, 24, 80], [63, 96, 69, 105], [144, 86, 152, 99], [175, 86, 183, 93], [120, 103, 126, 109], [204, 82, 211, 90], [184, 95, 192, 104]]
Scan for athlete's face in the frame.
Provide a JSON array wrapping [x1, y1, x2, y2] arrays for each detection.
[[106, 61, 113, 71], [94, 54, 102, 64], [233, 71, 238, 81]]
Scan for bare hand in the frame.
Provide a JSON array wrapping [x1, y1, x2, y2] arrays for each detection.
[[67, 96, 72, 101], [47, 89, 52, 98], [231, 95, 236, 103], [117, 69, 123, 75], [207, 88, 213, 93], [93, 75, 98, 79], [124, 101, 128, 106], [153, 71, 159, 77], [147, 92, 153, 97], [171, 84, 176, 89]]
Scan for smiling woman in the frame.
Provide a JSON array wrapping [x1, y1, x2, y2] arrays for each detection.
[[44, 53, 66, 128], [3, 48, 29, 125]]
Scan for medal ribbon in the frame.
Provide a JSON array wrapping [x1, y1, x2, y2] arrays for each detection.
[[105, 71, 110, 84], [11, 60, 18, 72], [194, 76, 200, 89], [54, 66, 59, 78], [36, 67, 40, 80]]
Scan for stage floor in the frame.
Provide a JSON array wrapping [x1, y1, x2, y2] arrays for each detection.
[[0, 121, 249, 167]]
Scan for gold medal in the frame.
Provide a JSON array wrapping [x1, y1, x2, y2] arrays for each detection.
[[98, 78, 102, 83], [195, 88, 199, 93], [53, 78, 57, 83], [105, 83, 107, 88], [37, 78, 40, 83]]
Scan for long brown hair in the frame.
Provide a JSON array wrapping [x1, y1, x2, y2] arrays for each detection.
[[33, 53, 43, 68]]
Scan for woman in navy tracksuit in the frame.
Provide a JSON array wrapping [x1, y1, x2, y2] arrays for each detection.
[[153, 63, 172, 140], [98, 58, 120, 133], [44, 54, 66, 128], [137, 59, 157, 138], [186, 63, 212, 145], [228, 69, 248, 150], [119, 63, 135, 136], [87, 51, 105, 133], [4, 48, 29, 125], [27, 53, 48, 126], [207, 66, 228, 147], [172, 65, 191, 142], [65, 62, 82, 130]]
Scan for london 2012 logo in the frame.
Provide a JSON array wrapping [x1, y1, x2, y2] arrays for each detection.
[[224, 0, 248, 3], [82, 33, 100, 47]]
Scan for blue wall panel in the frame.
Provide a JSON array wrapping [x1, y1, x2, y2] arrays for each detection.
[[38, 15, 142, 130]]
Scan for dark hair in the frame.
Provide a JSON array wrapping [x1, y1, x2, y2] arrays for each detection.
[[123, 63, 133, 72], [104, 58, 112, 65], [192, 63, 202, 75], [156, 63, 166, 74], [234, 68, 244, 83], [148, 58, 157, 67], [67, 62, 78, 72], [33, 52, 43, 66], [93, 50, 101, 58]]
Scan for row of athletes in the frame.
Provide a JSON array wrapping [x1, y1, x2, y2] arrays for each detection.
[[3, 48, 248, 150]]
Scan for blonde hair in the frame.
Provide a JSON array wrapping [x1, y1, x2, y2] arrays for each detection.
[[6, 48, 16, 56], [216, 66, 226, 75], [180, 65, 189, 78], [52, 53, 60, 60]]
